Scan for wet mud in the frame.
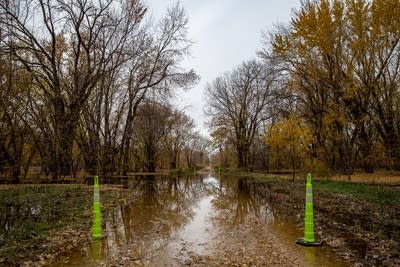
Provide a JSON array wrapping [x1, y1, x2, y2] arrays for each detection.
[[54, 173, 352, 266], [257, 179, 400, 266]]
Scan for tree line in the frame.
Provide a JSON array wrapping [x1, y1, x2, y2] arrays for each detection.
[[0, 0, 208, 182], [207, 0, 400, 178]]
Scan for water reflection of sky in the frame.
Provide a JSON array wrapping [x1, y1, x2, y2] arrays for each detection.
[[202, 174, 219, 189], [58, 174, 348, 267]]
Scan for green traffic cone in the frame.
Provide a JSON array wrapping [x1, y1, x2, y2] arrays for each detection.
[[296, 173, 322, 246], [92, 176, 102, 239]]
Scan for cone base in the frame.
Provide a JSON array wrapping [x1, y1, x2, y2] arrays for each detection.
[[92, 234, 103, 239], [296, 238, 323, 247]]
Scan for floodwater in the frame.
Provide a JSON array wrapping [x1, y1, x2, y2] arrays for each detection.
[[56, 172, 349, 266]]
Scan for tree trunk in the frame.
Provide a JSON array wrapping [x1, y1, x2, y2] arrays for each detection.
[[144, 141, 156, 173], [169, 153, 177, 169], [169, 145, 180, 169], [338, 141, 353, 180], [359, 126, 374, 173], [83, 134, 99, 174], [237, 144, 249, 169], [290, 152, 296, 182], [56, 121, 75, 178], [386, 136, 400, 171], [51, 97, 78, 179], [10, 130, 23, 183]]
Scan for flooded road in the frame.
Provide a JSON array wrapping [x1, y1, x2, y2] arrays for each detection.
[[57, 173, 349, 266]]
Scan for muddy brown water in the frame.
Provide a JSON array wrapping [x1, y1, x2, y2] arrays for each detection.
[[54, 173, 349, 266]]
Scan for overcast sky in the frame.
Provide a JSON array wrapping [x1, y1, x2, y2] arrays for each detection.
[[146, 0, 300, 137]]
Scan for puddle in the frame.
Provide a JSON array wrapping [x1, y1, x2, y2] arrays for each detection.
[[55, 174, 349, 266], [150, 195, 215, 266]]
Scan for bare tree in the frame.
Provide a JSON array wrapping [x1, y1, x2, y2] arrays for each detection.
[[75, 3, 198, 175], [134, 102, 172, 172], [0, 0, 147, 178], [163, 110, 194, 169], [183, 132, 209, 169], [117, 3, 198, 174], [206, 60, 278, 169]]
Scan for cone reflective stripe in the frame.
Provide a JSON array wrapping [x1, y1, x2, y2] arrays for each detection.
[[92, 176, 102, 239], [296, 173, 322, 246], [304, 173, 315, 243]]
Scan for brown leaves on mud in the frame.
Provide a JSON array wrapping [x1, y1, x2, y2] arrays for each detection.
[[315, 191, 400, 266], [0, 184, 127, 266], [262, 180, 400, 266], [19, 227, 91, 267], [199, 218, 306, 266]]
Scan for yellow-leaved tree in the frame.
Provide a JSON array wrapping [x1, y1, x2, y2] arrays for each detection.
[[266, 115, 311, 181]]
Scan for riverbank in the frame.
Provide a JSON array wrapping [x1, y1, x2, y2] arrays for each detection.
[[1, 172, 399, 266], [0, 184, 127, 266], [240, 172, 400, 266]]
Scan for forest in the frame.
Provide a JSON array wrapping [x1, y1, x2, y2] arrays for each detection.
[[207, 0, 400, 178], [0, 0, 208, 182], [1, 1, 400, 265], [1, 0, 400, 182]]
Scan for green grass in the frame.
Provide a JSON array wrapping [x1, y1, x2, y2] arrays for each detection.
[[225, 170, 400, 206], [0, 185, 92, 261], [0, 184, 126, 263], [315, 180, 400, 205], [222, 171, 290, 184], [169, 166, 204, 175]]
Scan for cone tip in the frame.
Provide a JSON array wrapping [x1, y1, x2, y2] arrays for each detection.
[[307, 173, 312, 183]]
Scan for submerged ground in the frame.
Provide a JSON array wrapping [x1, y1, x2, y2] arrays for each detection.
[[0, 169, 399, 266]]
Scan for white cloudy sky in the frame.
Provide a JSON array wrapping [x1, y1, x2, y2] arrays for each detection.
[[145, 0, 300, 137]]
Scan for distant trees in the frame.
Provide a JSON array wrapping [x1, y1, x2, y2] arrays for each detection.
[[0, 0, 205, 181], [133, 102, 206, 172], [208, 0, 400, 176], [183, 133, 208, 169], [206, 60, 279, 169]]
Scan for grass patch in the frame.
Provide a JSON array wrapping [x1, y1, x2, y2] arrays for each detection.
[[169, 166, 203, 175], [0, 184, 126, 264], [315, 180, 400, 205], [222, 171, 294, 185], [0, 185, 93, 262], [230, 170, 400, 206]]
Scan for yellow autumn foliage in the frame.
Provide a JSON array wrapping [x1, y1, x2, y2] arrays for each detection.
[[266, 116, 312, 171]]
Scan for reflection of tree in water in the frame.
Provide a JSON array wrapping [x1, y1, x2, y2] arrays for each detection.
[[212, 176, 274, 227], [233, 178, 254, 224], [142, 175, 157, 202], [102, 175, 212, 259]]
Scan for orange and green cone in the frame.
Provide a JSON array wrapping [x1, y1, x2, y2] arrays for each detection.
[[296, 173, 322, 246]]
